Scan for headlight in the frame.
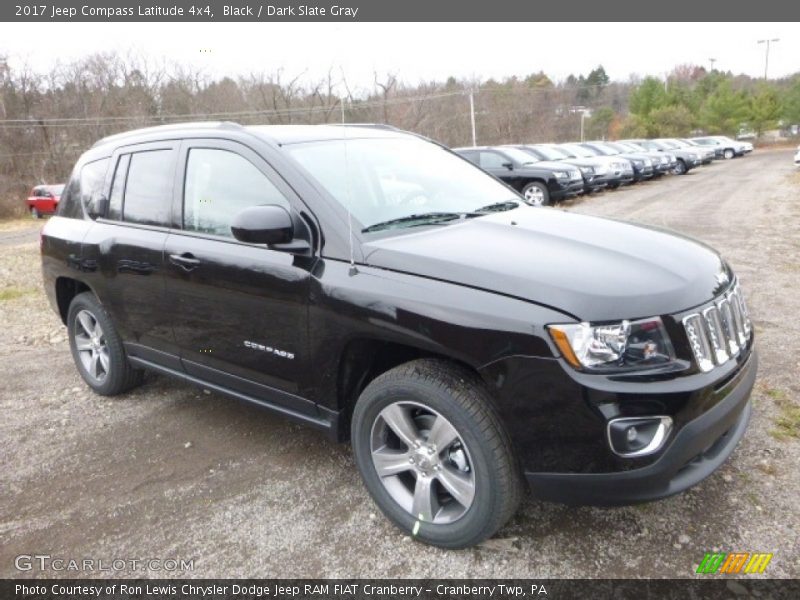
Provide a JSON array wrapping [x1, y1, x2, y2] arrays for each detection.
[[548, 317, 675, 371], [632, 159, 643, 168], [580, 166, 595, 175], [554, 171, 568, 179], [644, 158, 652, 167], [594, 164, 607, 175]]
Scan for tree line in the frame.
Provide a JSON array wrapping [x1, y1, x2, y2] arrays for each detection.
[[1, 54, 798, 217]]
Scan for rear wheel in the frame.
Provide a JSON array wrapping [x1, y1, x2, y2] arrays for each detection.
[[30, 207, 40, 219], [67, 292, 143, 395], [723, 148, 735, 160], [351, 359, 522, 548], [522, 181, 550, 207]]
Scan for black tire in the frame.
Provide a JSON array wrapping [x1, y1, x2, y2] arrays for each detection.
[[351, 359, 522, 548], [67, 291, 143, 395], [30, 207, 41, 219], [521, 181, 551, 207], [673, 159, 687, 175], [723, 148, 735, 160]]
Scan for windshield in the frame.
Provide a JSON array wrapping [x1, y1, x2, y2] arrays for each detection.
[[586, 143, 616, 156], [605, 142, 629, 153], [500, 147, 540, 165], [657, 140, 680, 149], [286, 137, 519, 232], [559, 144, 595, 158], [533, 145, 569, 161]]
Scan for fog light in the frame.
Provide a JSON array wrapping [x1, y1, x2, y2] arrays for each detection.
[[608, 416, 672, 458]]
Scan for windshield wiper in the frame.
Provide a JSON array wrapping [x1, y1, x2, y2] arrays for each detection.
[[361, 212, 463, 233], [469, 200, 520, 214]]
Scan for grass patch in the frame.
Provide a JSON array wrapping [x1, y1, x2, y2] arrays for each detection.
[[770, 395, 800, 441], [0, 217, 38, 232], [764, 387, 787, 400], [0, 287, 35, 301]]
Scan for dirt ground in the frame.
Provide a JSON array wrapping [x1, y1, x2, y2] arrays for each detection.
[[1, 149, 798, 578]]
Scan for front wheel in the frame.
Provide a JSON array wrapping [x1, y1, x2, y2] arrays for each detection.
[[30, 207, 40, 219], [351, 359, 522, 548], [522, 181, 550, 207], [672, 159, 687, 175], [723, 148, 735, 160]]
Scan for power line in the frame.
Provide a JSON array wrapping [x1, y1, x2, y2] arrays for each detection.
[[0, 83, 623, 128], [0, 90, 467, 127]]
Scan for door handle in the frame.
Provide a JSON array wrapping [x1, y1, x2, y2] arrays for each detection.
[[169, 252, 201, 271]]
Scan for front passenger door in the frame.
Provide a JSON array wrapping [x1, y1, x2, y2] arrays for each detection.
[[478, 151, 517, 186], [163, 140, 317, 416]]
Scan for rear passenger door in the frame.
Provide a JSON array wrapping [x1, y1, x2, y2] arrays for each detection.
[[82, 142, 180, 367], [163, 139, 316, 416]]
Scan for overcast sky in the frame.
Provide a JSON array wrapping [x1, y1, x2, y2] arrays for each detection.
[[1, 22, 797, 92]]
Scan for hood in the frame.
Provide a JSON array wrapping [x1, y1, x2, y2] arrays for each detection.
[[617, 152, 652, 163], [362, 206, 729, 322], [528, 160, 579, 174]]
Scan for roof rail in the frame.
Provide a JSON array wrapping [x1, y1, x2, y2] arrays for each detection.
[[339, 123, 403, 131], [91, 120, 243, 148]]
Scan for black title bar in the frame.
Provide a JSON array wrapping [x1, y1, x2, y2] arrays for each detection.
[[2, 0, 800, 22]]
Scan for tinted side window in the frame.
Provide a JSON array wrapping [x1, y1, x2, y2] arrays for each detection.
[[57, 174, 82, 219], [479, 152, 508, 169], [458, 151, 479, 164], [123, 150, 175, 227], [108, 154, 130, 221], [80, 158, 110, 217], [183, 148, 290, 238]]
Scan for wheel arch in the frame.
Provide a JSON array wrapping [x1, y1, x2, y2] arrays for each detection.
[[55, 277, 93, 324], [335, 337, 483, 441]]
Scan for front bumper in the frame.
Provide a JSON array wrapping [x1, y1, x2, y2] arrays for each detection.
[[550, 178, 585, 200], [526, 350, 757, 506]]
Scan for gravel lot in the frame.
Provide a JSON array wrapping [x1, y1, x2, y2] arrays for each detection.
[[1, 149, 798, 578]]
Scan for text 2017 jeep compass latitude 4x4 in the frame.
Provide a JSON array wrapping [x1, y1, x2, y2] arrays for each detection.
[[42, 123, 757, 548]]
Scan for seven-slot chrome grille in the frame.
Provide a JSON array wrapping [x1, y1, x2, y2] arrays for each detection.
[[683, 284, 752, 372]]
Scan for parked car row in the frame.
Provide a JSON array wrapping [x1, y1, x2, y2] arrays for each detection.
[[454, 135, 751, 206]]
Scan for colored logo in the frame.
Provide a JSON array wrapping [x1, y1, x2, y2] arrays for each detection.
[[697, 552, 773, 574]]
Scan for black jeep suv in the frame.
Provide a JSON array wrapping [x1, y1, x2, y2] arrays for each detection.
[[42, 123, 757, 549], [453, 146, 584, 206]]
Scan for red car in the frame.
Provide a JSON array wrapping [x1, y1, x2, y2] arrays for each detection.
[[25, 184, 64, 218]]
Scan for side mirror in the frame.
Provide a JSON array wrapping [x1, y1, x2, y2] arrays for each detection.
[[88, 195, 108, 219], [231, 204, 295, 245], [502, 162, 514, 170]]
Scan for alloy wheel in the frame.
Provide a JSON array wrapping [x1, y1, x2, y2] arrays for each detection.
[[73, 309, 110, 382], [370, 401, 476, 524], [524, 185, 545, 206]]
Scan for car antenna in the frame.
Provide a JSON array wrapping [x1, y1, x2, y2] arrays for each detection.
[[341, 78, 358, 276]]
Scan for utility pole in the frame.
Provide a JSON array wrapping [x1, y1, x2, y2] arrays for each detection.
[[468, 90, 477, 147], [757, 38, 780, 80], [709, 58, 717, 72], [580, 111, 587, 142]]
